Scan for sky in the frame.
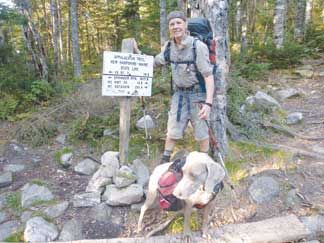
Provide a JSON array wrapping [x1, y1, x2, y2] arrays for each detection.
[[0, 0, 14, 7]]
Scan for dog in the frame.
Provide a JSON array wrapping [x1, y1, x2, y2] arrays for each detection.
[[137, 151, 225, 238]]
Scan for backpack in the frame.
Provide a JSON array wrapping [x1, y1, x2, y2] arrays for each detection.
[[164, 17, 217, 93], [157, 157, 186, 211]]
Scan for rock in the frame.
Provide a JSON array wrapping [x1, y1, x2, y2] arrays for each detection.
[[249, 176, 280, 204], [274, 88, 301, 101], [43, 201, 69, 218], [86, 165, 113, 193], [294, 66, 314, 78], [254, 91, 281, 109], [300, 215, 324, 239], [3, 164, 26, 173], [0, 220, 20, 241], [113, 166, 137, 188], [88, 203, 112, 221], [286, 112, 303, 125], [4, 142, 26, 158], [131, 159, 150, 187], [307, 162, 324, 177], [58, 219, 83, 241], [103, 129, 114, 137], [60, 152, 73, 168], [21, 211, 33, 223], [319, 71, 324, 77], [73, 192, 101, 208], [136, 115, 155, 130], [285, 189, 301, 209], [131, 202, 143, 212], [312, 145, 324, 154], [0, 211, 8, 224], [0, 172, 13, 188], [103, 184, 144, 206], [0, 192, 9, 209], [24, 217, 58, 242], [21, 183, 54, 208], [55, 134, 67, 145], [74, 158, 100, 175], [101, 151, 120, 169]]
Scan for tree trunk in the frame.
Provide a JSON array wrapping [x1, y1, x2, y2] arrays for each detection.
[[273, 0, 287, 49], [305, 0, 313, 26], [57, 0, 64, 63], [191, 0, 230, 155], [177, 0, 187, 14], [189, 0, 204, 17], [50, 0, 59, 75], [240, 0, 247, 56], [294, 0, 306, 42], [15, 0, 49, 80], [70, 0, 81, 78], [160, 0, 168, 46], [235, 0, 241, 42], [0, 28, 4, 47]]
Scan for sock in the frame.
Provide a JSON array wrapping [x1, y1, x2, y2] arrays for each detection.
[[161, 150, 172, 162]]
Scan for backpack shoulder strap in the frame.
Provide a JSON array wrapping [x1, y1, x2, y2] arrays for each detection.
[[192, 38, 206, 93], [164, 41, 172, 63]]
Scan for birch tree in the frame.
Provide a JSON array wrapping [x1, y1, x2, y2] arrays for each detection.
[[294, 0, 306, 42], [188, 0, 230, 155], [70, 0, 81, 78], [50, 0, 59, 73], [15, 0, 49, 80], [160, 0, 167, 46], [240, 0, 247, 56], [305, 0, 313, 26], [273, 0, 287, 48]]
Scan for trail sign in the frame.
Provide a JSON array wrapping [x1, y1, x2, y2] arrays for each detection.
[[102, 51, 154, 96]]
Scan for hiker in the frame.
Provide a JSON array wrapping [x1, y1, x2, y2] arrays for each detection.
[[134, 10, 214, 163]]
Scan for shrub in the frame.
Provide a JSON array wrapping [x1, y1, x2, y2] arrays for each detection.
[[0, 93, 19, 120], [24, 79, 54, 104]]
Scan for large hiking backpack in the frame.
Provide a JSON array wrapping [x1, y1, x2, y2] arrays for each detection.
[[164, 17, 217, 93]]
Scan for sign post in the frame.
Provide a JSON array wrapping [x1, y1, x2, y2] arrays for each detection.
[[102, 38, 153, 164]]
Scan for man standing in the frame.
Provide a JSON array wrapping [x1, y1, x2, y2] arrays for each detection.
[[136, 11, 214, 163]]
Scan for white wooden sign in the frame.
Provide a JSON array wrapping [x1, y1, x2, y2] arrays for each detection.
[[102, 51, 154, 96]]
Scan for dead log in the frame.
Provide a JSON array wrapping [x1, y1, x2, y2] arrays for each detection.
[[53, 215, 311, 243]]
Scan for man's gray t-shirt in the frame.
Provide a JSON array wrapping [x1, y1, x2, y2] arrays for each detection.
[[154, 35, 213, 88]]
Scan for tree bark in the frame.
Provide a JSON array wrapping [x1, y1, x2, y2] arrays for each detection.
[[0, 28, 4, 47], [234, 0, 241, 42], [294, 0, 306, 42], [50, 0, 59, 75], [273, 0, 287, 49], [177, 0, 187, 14], [57, 0, 64, 63], [15, 0, 49, 80], [305, 0, 313, 27], [240, 0, 247, 56], [70, 0, 81, 78], [160, 0, 168, 46], [189, 0, 204, 17], [192, 0, 230, 155]]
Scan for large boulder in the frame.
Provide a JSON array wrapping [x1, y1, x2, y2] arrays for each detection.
[[294, 65, 314, 78], [86, 165, 113, 193], [103, 184, 144, 206], [42, 201, 69, 218], [286, 112, 303, 125], [248, 176, 280, 204], [24, 217, 58, 242], [0, 172, 13, 188], [21, 183, 54, 208], [136, 115, 155, 130], [101, 151, 119, 169], [113, 166, 137, 188], [73, 192, 101, 208], [74, 158, 100, 175], [58, 219, 83, 241], [3, 164, 26, 173], [0, 220, 20, 241], [274, 88, 302, 101], [131, 159, 150, 187], [88, 203, 112, 221], [254, 91, 281, 109]]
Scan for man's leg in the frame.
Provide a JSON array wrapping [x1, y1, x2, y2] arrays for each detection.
[[199, 138, 209, 153], [160, 136, 176, 163]]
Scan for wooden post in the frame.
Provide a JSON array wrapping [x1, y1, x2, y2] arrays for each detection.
[[119, 38, 135, 164]]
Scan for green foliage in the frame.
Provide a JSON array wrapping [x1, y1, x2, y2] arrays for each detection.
[[24, 80, 54, 104], [233, 61, 272, 81], [6, 191, 22, 213], [305, 26, 324, 52], [0, 93, 19, 120], [168, 212, 200, 234], [31, 179, 47, 186], [4, 231, 24, 243], [54, 147, 73, 165]]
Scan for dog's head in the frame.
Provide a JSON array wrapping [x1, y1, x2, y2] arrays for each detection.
[[172, 151, 225, 201]]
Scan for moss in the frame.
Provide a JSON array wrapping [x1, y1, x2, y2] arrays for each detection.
[[6, 191, 22, 214], [30, 179, 47, 186], [4, 231, 24, 242], [168, 211, 200, 234], [30, 199, 58, 207], [54, 147, 73, 167]]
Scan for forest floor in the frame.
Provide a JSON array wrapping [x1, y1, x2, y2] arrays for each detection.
[[0, 55, 324, 241]]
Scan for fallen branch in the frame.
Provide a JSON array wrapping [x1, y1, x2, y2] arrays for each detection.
[[146, 213, 180, 238], [263, 122, 324, 141]]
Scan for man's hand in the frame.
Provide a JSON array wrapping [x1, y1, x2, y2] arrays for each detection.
[[198, 104, 211, 120]]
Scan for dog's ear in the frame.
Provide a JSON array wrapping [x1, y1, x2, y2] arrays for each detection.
[[204, 155, 225, 194]]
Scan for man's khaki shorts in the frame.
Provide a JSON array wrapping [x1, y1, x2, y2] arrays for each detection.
[[167, 91, 209, 141]]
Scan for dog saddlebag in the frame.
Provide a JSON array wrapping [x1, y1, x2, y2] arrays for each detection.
[[157, 158, 185, 211]]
